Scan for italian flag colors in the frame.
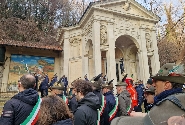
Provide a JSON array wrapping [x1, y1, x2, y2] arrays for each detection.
[[97, 95, 106, 125], [109, 97, 119, 121], [62, 95, 68, 105], [100, 95, 106, 116], [20, 97, 42, 125]]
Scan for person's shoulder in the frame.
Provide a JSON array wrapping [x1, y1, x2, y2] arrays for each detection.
[[75, 106, 87, 115]]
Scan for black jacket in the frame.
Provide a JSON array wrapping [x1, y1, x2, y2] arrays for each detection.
[[53, 119, 73, 125], [69, 94, 78, 113], [74, 92, 100, 125], [0, 88, 39, 125]]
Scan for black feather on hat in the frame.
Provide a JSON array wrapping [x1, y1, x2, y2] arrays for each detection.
[[108, 79, 114, 85], [94, 73, 103, 81], [102, 79, 114, 89], [91, 73, 104, 89], [115, 73, 127, 86]]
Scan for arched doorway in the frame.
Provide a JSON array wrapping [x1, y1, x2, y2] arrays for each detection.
[[115, 35, 139, 82]]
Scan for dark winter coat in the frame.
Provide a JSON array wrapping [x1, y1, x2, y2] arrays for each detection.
[[49, 76, 58, 87], [74, 92, 100, 125], [93, 90, 105, 125], [39, 76, 49, 90], [117, 90, 131, 116], [104, 91, 116, 114], [53, 119, 73, 125], [69, 94, 78, 113], [103, 91, 116, 125], [0, 88, 39, 125], [135, 84, 144, 106]]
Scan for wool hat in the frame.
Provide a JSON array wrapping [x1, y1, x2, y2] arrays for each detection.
[[102, 79, 114, 89], [145, 86, 155, 94], [147, 78, 153, 85], [115, 81, 127, 86], [51, 82, 64, 90], [151, 63, 185, 84]]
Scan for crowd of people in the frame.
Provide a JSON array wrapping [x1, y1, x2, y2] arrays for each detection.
[[0, 63, 185, 125]]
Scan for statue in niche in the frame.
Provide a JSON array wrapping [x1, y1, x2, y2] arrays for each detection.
[[100, 25, 107, 45], [145, 33, 153, 52]]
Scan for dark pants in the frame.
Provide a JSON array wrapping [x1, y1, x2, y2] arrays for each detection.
[[134, 105, 142, 112], [41, 89, 48, 97]]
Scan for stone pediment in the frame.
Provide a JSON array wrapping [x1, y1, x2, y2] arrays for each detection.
[[93, 0, 159, 22]]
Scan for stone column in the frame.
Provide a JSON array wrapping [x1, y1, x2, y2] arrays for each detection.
[[107, 22, 117, 93], [138, 28, 150, 84], [92, 20, 101, 76], [63, 32, 70, 78], [82, 38, 89, 78], [150, 27, 160, 75]]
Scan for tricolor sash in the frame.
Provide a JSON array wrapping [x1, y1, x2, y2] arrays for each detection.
[[62, 95, 68, 105], [97, 109, 100, 125], [127, 98, 132, 115], [109, 97, 119, 121], [99, 95, 106, 116], [20, 96, 42, 125], [97, 95, 106, 125]]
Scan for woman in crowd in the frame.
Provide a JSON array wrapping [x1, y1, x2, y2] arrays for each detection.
[[36, 95, 73, 125]]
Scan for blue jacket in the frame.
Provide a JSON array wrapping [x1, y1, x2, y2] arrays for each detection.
[[49, 76, 58, 87], [103, 91, 116, 125], [39, 76, 49, 90], [0, 88, 39, 125], [135, 84, 144, 106]]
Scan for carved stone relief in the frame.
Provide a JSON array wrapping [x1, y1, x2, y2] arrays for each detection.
[[84, 39, 93, 58], [100, 25, 107, 45], [114, 19, 140, 40], [145, 32, 154, 56], [69, 37, 81, 58], [123, 0, 131, 11]]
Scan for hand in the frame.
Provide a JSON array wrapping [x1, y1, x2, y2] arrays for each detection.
[[130, 111, 146, 117]]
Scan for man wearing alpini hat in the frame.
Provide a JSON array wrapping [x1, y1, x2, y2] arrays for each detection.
[[50, 82, 68, 105], [111, 63, 185, 125], [90, 73, 106, 125], [102, 79, 117, 125], [115, 78, 132, 117]]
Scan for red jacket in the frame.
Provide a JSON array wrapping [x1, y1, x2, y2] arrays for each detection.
[[125, 78, 138, 110]]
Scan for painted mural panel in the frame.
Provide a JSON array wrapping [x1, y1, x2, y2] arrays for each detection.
[[8, 54, 55, 91]]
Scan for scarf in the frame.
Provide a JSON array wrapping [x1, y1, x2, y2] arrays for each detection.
[[154, 88, 183, 105]]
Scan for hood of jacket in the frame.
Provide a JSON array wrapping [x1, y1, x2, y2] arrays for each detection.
[[78, 92, 100, 110], [52, 119, 73, 125], [12, 88, 39, 105]]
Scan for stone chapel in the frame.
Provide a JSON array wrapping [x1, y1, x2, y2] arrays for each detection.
[[57, 0, 160, 85], [0, 0, 160, 92]]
